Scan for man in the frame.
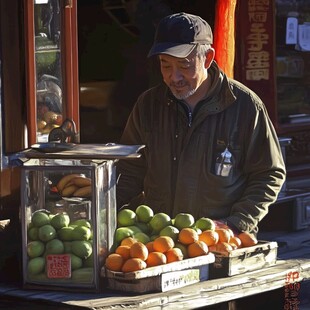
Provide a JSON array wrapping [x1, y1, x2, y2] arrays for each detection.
[[116, 12, 286, 234]]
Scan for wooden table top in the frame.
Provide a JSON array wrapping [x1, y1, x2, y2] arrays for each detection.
[[0, 257, 309, 309]]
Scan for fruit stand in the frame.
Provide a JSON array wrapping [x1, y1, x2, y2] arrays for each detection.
[[5, 142, 307, 308]]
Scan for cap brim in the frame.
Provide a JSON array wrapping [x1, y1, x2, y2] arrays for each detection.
[[148, 43, 196, 58]]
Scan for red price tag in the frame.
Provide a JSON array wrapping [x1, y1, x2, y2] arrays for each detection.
[[46, 254, 71, 279]]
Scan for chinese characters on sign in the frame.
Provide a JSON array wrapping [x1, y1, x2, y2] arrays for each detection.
[[47, 254, 71, 279], [246, 0, 270, 81], [284, 271, 300, 310], [237, 0, 276, 121]]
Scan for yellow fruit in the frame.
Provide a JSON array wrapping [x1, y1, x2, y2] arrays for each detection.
[[56, 174, 82, 192], [61, 184, 79, 197], [72, 185, 92, 198], [70, 176, 91, 187]]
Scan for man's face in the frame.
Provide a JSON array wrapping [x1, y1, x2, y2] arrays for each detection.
[[159, 50, 207, 101]]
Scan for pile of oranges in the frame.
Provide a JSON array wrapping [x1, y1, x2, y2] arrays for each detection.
[[200, 228, 258, 254], [105, 227, 208, 273], [105, 207, 259, 273], [105, 225, 258, 273]]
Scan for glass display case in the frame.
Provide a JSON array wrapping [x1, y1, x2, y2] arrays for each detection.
[[17, 143, 143, 292], [24, 0, 79, 146], [20, 157, 116, 292], [34, 0, 64, 140]]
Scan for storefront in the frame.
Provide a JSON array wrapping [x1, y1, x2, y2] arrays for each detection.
[[0, 1, 310, 308]]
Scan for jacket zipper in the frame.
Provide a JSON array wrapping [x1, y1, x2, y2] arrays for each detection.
[[183, 103, 192, 127], [188, 110, 192, 127]]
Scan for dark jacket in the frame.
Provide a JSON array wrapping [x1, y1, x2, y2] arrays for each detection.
[[117, 62, 286, 233]]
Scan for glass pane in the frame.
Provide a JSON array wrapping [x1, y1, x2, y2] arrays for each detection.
[[34, 0, 63, 142], [276, 0, 310, 125]]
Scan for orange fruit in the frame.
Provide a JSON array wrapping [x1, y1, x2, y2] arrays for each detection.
[[105, 253, 124, 272], [208, 244, 217, 252], [145, 241, 155, 252], [214, 242, 233, 254], [230, 236, 242, 249], [229, 242, 238, 250], [178, 228, 199, 245], [165, 247, 184, 263], [215, 228, 231, 243], [129, 241, 148, 261], [115, 245, 131, 260], [121, 258, 147, 272], [199, 230, 219, 246], [187, 240, 209, 258], [153, 236, 175, 253], [146, 251, 167, 267], [121, 236, 137, 247], [238, 232, 258, 248]]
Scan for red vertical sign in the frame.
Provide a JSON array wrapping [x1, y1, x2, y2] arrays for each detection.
[[235, 0, 277, 126]]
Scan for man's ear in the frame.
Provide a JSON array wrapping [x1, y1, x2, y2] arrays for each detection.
[[204, 48, 215, 69]]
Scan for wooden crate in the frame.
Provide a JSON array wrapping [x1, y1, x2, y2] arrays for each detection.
[[209, 241, 278, 279], [102, 253, 215, 293]]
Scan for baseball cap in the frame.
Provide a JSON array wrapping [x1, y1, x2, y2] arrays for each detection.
[[148, 12, 213, 58]]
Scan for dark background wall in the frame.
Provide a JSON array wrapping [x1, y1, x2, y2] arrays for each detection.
[[77, 0, 216, 143]]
